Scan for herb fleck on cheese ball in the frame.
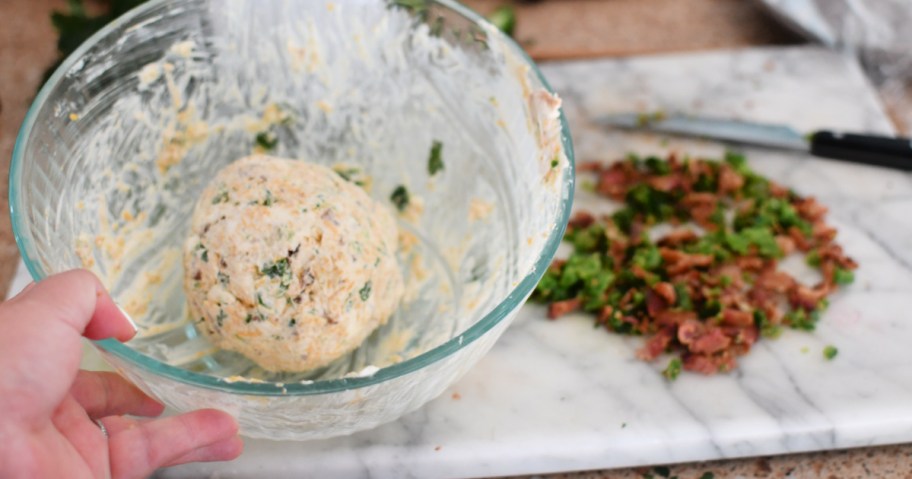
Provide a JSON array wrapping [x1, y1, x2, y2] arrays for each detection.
[[183, 155, 403, 372]]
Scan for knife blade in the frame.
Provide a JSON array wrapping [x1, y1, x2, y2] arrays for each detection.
[[594, 113, 912, 171]]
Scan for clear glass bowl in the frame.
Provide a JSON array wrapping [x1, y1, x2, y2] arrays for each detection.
[[11, 0, 574, 440]]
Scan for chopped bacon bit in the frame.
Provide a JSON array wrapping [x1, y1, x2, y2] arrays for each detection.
[[653, 282, 677, 304], [722, 309, 754, 327], [681, 192, 717, 207], [677, 318, 703, 346], [655, 310, 698, 327], [577, 161, 605, 172], [755, 269, 796, 293], [597, 169, 628, 199], [735, 256, 766, 272], [645, 289, 669, 316], [769, 182, 790, 198], [637, 327, 674, 361], [567, 211, 596, 230], [714, 264, 744, 288], [718, 165, 744, 193], [647, 175, 681, 192], [547, 298, 581, 319], [734, 325, 759, 346], [596, 305, 614, 324], [660, 248, 714, 275], [794, 197, 828, 221], [788, 226, 813, 251], [816, 244, 858, 273], [775, 235, 796, 255], [682, 354, 715, 374], [683, 353, 736, 375], [658, 229, 699, 247], [789, 284, 830, 310], [630, 264, 652, 281], [690, 327, 732, 354], [812, 222, 837, 243]]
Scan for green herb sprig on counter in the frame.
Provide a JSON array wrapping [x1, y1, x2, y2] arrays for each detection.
[[390, 185, 410, 212], [486, 5, 517, 37], [255, 132, 278, 152], [44, 0, 149, 86], [428, 140, 444, 175]]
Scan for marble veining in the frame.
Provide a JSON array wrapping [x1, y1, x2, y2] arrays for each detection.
[[10, 45, 912, 478]]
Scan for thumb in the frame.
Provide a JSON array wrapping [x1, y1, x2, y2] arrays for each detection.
[[0, 269, 136, 422]]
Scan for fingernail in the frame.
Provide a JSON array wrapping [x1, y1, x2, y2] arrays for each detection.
[[116, 304, 140, 333]]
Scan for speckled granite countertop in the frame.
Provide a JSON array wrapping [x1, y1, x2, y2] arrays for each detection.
[[2, 1, 910, 478]]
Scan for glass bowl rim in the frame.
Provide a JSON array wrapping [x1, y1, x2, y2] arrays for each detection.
[[10, 0, 576, 396]]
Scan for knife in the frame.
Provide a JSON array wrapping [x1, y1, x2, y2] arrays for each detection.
[[594, 113, 912, 171]]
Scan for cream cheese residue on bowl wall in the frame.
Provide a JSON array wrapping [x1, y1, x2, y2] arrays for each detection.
[[64, 1, 568, 384]]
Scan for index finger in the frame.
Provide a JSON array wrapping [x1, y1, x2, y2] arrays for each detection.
[[0, 269, 136, 423]]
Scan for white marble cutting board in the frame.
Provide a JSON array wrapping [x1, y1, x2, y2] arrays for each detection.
[[12, 46, 912, 478]]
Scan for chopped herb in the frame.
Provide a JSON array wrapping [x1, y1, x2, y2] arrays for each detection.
[[194, 244, 210, 263], [699, 473, 715, 479], [693, 172, 718, 193], [215, 309, 227, 327], [217, 272, 230, 286], [806, 249, 821, 267], [261, 258, 289, 279], [335, 168, 356, 182], [257, 293, 267, 308], [428, 140, 444, 175], [785, 308, 818, 331], [673, 283, 693, 310], [288, 318, 297, 327], [723, 151, 748, 173], [611, 207, 635, 233], [359, 281, 372, 301], [631, 243, 663, 271], [551, 158, 559, 169], [262, 257, 292, 292], [390, 185, 410, 212], [262, 190, 274, 206], [244, 312, 264, 324], [645, 156, 671, 175], [255, 131, 278, 151], [566, 223, 605, 252], [663, 358, 682, 381], [834, 267, 855, 285], [211, 190, 229, 204], [755, 310, 782, 338], [823, 345, 838, 360]]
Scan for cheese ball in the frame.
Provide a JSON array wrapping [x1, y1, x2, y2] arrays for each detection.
[[183, 155, 403, 372]]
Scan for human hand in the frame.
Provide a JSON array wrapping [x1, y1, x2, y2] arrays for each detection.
[[0, 270, 243, 478]]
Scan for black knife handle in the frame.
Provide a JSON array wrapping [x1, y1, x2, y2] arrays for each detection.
[[810, 131, 912, 171]]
